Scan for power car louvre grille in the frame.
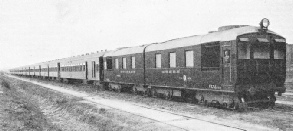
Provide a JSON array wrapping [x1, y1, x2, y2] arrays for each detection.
[[275, 39, 286, 43], [257, 38, 269, 43], [239, 38, 249, 42]]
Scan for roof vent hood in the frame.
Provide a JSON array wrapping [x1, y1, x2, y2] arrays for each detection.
[[218, 25, 248, 31]]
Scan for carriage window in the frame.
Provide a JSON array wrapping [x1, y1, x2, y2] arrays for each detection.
[[115, 59, 119, 69], [238, 42, 250, 59], [274, 42, 285, 59], [253, 43, 270, 59], [185, 50, 194, 67], [131, 56, 135, 69], [155, 54, 162, 68], [104, 61, 107, 69], [96, 64, 99, 71], [83, 63, 86, 71], [169, 52, 176, 68], [122, 57, 127, 69], [106, 58, 113, 70], [201, 43, 220, 69]]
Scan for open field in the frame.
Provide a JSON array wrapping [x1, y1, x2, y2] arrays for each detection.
[[0, 75, 187, 131]]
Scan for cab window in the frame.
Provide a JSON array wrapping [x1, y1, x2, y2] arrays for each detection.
[[238, 42, 250, 59], [274, 42, 285, 59], [253, 43, 270, 59]]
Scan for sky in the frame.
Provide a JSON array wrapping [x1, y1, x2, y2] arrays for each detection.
[[0, 0, 293, 70]]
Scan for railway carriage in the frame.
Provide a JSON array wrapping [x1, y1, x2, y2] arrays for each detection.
[[59, 56, 86, 82], [103, 45, 148, 92], [82, 52, 105, 84], [59, 51, 105, 84], [102, 18, 287, 109]]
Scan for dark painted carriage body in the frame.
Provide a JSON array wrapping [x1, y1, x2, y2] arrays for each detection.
[[102, 25, 287, 105], [144, 40, 227, 91], [103, 46, 146, 90]]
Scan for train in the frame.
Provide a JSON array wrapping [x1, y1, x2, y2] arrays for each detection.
[[10, 18, 288, 110]]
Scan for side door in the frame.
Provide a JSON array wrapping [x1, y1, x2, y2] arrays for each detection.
[[39, 65, 41, 76], [99, 57, 104, 81], [222, 42, 232, 85], [92, 61, 96, 79], [85, 61, 88, 79], [57, 63, 61, 79], [47, 65, 50, 78]]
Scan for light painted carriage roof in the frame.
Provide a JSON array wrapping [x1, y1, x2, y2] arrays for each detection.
[[104, 26, 281, 56], [59, 51, 106, 64], [104, 44, 151, 57], [12, 51, 106, 70], [145, 26, 280, 52]]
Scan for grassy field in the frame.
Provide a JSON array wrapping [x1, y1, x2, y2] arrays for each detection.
[[0, 76, 60, 130], [0, 75, 182, 131]]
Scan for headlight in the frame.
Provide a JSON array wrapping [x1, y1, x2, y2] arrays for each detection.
[[260, 18, 270, 29]]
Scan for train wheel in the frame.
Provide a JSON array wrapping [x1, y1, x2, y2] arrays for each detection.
[[204, 100, 208, 106], [192, 95, 199, 104], [109, 85, 113, 91], [133, 88, 138, 95], [151, 89, 157, 97], [238, 102, 248, 112], [168, 91, 172, 100], [165, 91, 171, 100], [234, 103, 239, 110], [117, 85, 122, 93], [268, 95, 276, 108], [147, 88, 152, 97], [222, 103, 228, 109]]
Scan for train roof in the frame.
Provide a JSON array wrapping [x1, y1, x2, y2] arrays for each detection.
[[11, 51, 107, 70], [104, 25, 282, 56], [59, 51, 106, 65], [104, 44, 151, 57], [145, 26, 281, 52]]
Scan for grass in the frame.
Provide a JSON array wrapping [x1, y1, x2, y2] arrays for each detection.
[[2, 75, 180, 131], [0, 76, 60, 131]]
